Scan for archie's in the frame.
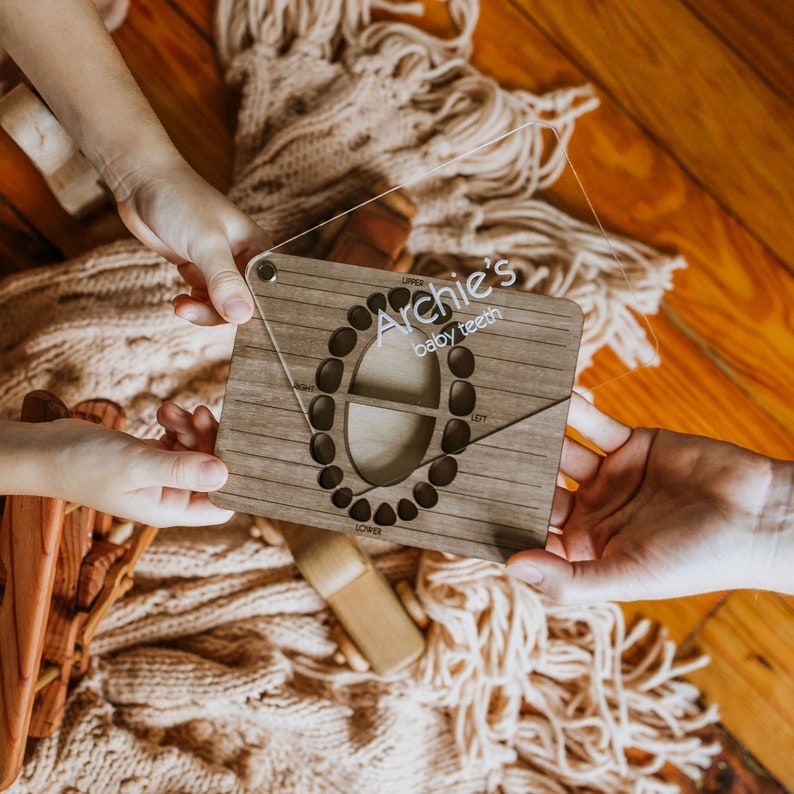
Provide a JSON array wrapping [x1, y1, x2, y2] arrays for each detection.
[[376, 258, 516, 346]]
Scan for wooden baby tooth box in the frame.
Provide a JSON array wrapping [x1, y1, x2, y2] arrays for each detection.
[[212, 202, 583, 563]]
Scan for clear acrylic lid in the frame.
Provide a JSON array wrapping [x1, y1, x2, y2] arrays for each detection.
[[212, 122, 655, 562]]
